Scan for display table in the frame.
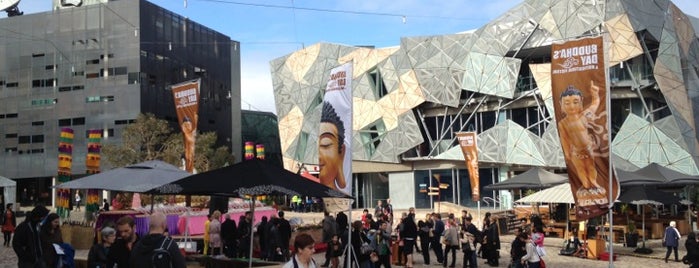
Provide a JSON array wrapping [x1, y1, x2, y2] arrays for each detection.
[[177, 209, 277, 235], [586, 238, 605, 260]]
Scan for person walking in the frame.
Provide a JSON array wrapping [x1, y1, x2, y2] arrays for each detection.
[[109, 215, 140, 268], [75, 191, 82, 211], [320, 211, 337, 267], [283, 233, 317, 268], [664, 220, 681, 263], [87, 226, 117, 268], [13, 205, 49, 268], [520, 233, 541, 268], [417, 220, 431, 265], [39, 213, 63, 268], [461, 216, 480, 268], [129, 212, 186, 268], [685, 232, 699, 267], [221, 214, 238, 258], [441, 218, 460, 268], [431, 213, 445, 265], [2, 204, 16, 247], [209, 210, 223, 256]]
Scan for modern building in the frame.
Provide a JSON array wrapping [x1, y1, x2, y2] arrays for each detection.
[[0, 0, 241, 204], [271, 0, 699, 209], [241, 110, 282, 167]]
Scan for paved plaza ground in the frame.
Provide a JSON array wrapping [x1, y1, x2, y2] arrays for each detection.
[[0, 206, 692, 267]]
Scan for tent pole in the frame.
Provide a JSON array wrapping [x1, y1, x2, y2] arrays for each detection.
[[249, 196, 256, 268], [150, 194, 155, 214]]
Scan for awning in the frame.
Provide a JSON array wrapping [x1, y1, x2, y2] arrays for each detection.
[[515, 183, 574, 204]]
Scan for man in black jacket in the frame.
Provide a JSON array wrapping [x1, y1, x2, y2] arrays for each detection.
[[237, 211, 252, 258], [13, 205, 49, 268], [401, 210, 418, 267], [110, 215, 140, 268], [220, 213, 237, 258], [130, 212, 186, 268], [277, 211, 292, 261]]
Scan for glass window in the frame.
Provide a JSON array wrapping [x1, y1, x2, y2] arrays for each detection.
[[18, 136, 30, 144], [58, 119, 71, 126], [414, 170, 431, 209], [31, 135, 44, 143], [72, 117, 85, 125]]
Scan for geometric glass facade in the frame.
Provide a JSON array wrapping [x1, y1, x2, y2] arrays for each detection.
[[272, 0, 699, 209]]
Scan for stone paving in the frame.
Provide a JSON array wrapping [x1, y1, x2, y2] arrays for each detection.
[[0, 207, 692, 268]]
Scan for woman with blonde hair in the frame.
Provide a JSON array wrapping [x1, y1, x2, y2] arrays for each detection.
[[664, 220, 681, 263], [209, 210, 223, 256]]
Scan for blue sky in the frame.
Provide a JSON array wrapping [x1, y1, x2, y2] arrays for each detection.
[[9, 0, 699, 114]]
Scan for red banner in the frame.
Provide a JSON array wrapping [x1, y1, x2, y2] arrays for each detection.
[[551, 36, 619, 220], [171, 80, 200, 173]]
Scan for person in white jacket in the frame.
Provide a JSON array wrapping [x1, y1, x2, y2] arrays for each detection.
[[520, 233, 541, 268]]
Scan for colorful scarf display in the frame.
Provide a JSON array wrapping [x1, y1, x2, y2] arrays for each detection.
[[85, 129, 102, 215], [56, 128, 74, 218]]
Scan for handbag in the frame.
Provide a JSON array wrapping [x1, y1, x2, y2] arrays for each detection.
[[533, 242, 546, 268], [360, 242, 375, 255]]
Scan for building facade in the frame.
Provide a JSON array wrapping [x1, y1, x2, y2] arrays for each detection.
[[241, 110, 283, 167], [271, 0, 699, 209], [0, 0, 241, 204]]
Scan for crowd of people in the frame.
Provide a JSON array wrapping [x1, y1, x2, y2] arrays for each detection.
[[306, 199, 514, 268]]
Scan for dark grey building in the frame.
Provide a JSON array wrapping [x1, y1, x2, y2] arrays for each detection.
[[0, 0, 241, 204]]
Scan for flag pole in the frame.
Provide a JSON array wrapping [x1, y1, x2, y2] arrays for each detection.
[[606, 34, 614, 268]]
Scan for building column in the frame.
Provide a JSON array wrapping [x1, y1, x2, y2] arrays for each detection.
[[498, 166, 512, 210]]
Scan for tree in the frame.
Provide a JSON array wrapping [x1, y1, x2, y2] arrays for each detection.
[[102, 113, 234, 171]]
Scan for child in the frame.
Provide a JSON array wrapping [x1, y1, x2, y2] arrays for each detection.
[[558, 80, 603, 194], [328, 234, 343, 268]]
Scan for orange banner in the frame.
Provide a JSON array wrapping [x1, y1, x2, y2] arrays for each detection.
[[456, 132, 480, 201], [171, 79, 200, 173], [551, 36, 619, 220]]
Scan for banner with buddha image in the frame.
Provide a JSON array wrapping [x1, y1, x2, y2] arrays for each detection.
[[550, 36, 619, 220], [171, 79, 200, 173], [320, 62, 353, 213]]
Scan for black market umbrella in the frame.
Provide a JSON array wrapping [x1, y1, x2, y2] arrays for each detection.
[[154, 158, 349, 198], [484, 167, 567, 191], [634, 162, 699, 186], [155, 158, 350, 267], [615, 168, 667, 186], [618, 186, 680, 252], [55, 160, 191, 192]]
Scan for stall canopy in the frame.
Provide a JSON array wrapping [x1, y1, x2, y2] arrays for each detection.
[[515, 183, 575, 204], [616, 168, 668, 186], [484, 167, 567, 191], [0, 175, 16, 206], [633, 163, 699, 186], [54, 160, 191, 193]]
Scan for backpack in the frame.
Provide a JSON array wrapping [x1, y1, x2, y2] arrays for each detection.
[[152, 237, 173, 268]]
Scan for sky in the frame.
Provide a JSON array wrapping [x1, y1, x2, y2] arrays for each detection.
[[7, 0, 699, 114]]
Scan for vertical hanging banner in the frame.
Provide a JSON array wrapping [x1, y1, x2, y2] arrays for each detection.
[[319, 62, 353, 212], [456, 132, 480, 201], [85, 129, 102, 216], [171, 79, 200, 173], [551, 36, 619, 220], [255, 144, 265, 160], [56, 128, 74, 218]]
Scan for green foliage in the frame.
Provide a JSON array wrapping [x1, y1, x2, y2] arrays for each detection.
[[102, 113, 233, 172]]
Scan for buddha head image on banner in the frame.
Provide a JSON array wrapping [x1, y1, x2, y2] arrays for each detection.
[[319, 101, 347, 192]]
